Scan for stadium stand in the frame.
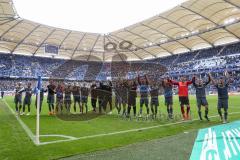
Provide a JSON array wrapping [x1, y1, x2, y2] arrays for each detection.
[[1, 41, 240, 92]]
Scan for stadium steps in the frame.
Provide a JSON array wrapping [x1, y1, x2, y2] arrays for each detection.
[[217, 46, 226, 56]]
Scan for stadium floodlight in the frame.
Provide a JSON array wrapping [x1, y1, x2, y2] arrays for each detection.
[[45, 44, 59, 55]]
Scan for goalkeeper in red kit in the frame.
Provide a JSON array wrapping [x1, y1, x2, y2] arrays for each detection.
[[168, 76, 193, 120]]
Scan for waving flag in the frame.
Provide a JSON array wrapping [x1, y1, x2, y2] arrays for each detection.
[[34, 76, 42, 94], [37, 76, 42, 90]]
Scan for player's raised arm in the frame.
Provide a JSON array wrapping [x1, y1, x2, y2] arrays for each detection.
[[192, 75, 197, 87], [109, 81, 112, 87], [137, 74, 141, 85], [145, 74, 149, 85], [134, 77, 139, 86], [159, 78, 164, 87], [224, 70, 230, 78], [209, 72, 216, 85], [168, 77, 178, 85], [43, 87, 47, 93], [161, 78, 165, 87], [224, 70, 230, 86], [186, 76, 193, 85], [18, 86, 25, 94], [204, 73, 211, 86]]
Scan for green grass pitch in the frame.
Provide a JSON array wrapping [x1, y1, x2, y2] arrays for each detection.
[[0, 95, 239, 160]]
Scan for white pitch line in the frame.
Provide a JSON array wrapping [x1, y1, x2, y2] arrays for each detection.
[[2, 99, 37, 145], [40, 134, 77, 140], [2, 100, 79, 145], [38, 112, 240, 145]]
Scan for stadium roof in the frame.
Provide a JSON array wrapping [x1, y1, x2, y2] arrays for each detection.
[[0, 0, 240, 61]]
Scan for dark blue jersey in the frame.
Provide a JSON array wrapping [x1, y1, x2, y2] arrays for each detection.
[[15, 86, 24, 99], [120, 84, 128, 99], [193, 77, 210, 98], [81, 87, 89, 97], [150, 86, 159, 98], [216, 84, 229, 99], [72, 86, 80, 96], [64, 87, 72, 99], [163, 86, 173, 98], [215, 78, 229, 99], [128, 85, 137, 98], [56, 88, 63, 100], [138, 76, 149, 98], [47, 84, 56, 96], [139, 84, 149, 98], [39, 88, 47, 101], [24, 87, 32, 100]]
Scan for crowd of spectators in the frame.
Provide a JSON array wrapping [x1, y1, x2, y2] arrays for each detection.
[[0, 54, 103, 80], [1, 41, 240, 92], [156, 42, 240, 77]]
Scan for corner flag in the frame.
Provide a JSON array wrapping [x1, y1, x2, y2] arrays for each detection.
[[36, 76, 42, 145], [37, 76, 42, 90]]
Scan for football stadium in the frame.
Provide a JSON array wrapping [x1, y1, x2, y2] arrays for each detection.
[[0, 0, 240, 159]]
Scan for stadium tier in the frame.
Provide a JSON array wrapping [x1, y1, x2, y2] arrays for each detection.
[[1, 41, 240, 90]]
